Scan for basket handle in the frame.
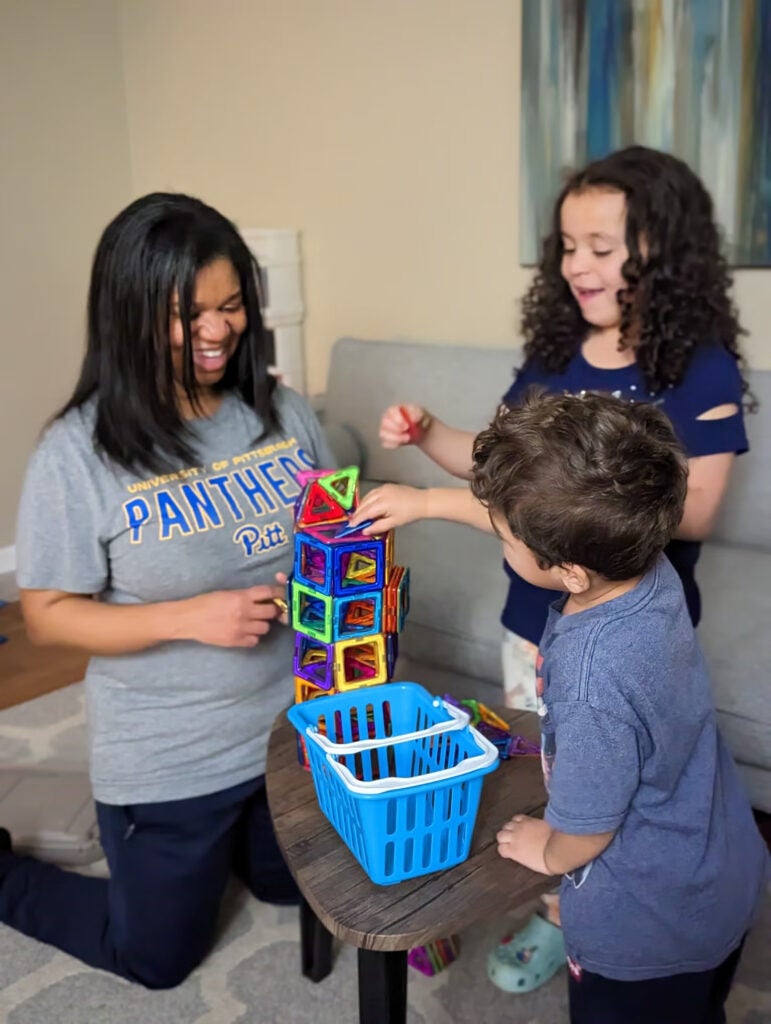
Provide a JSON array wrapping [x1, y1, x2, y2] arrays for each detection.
[[325, 728, 499, 793], [303, 699, 470, 755]]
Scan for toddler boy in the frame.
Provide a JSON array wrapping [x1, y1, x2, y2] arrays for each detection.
[[471, 391, 768, 1024]]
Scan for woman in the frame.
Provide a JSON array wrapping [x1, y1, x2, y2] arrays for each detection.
[[1, 193, 334, 988]]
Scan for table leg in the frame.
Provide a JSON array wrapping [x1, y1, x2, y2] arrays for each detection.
[[357, 948, 408, 1024], [300, 895, 333, 982]]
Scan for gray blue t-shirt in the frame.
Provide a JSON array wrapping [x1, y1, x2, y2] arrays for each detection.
[[16, 386, 336, 805], [538, 556, 768, 981]]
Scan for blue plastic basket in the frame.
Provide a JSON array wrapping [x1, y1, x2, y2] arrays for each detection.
[[287, 682, 499, 885]]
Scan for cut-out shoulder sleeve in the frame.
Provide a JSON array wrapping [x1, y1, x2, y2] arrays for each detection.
[[670, 346, 748, 458]]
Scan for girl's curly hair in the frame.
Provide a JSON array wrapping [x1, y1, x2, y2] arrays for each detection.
[[521, 146, 754, 407]]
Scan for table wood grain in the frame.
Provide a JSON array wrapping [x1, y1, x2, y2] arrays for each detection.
[[266, 705, 555, 951]]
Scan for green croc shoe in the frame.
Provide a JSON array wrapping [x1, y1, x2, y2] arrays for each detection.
[[487, 914, 566, 993]]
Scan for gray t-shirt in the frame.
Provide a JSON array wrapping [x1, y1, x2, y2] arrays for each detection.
[[16, 386, 336, 805], [539, 556, 768, 981]]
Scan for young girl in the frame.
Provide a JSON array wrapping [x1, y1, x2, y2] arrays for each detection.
[[348, 145, 753, 991]]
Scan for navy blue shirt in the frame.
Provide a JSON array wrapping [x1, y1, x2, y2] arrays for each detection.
[[501, 344, 749, 644], [538, 556, 768, 980]]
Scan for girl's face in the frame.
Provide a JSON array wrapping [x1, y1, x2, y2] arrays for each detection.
[[169, 257, 247, 391], [560, 188, 629, 331]]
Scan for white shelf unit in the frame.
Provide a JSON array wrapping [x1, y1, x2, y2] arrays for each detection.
[[240, 228, 307, 394]]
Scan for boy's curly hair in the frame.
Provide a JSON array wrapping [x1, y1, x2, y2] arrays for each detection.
[[521, 146, 754, 407], [471, 390, 688, 580]]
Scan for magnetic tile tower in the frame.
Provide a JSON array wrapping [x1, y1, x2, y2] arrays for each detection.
[[289, 466, 410, 764]]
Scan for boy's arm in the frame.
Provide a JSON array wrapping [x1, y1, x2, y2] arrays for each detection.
[[519, 701, 641, 874], [496, 814, 615, 875], [350, 484, 495, 534]]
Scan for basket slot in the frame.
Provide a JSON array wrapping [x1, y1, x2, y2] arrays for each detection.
[[403, 838, 414, 873], [439, 829, 449, 863], [314, 701, 391, 748], [316, 760, 368, 863], [382, 819, 464, 878], [359, 733, 469, 784], [406, 732, 462, 780]]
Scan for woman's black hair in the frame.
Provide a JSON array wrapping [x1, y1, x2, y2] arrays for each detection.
[[520, 145, 754, 406], [57, 192, 278, 472]]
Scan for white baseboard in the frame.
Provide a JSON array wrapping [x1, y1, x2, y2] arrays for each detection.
[[0, 545, 16, 577]]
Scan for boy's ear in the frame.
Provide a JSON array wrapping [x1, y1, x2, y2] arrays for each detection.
[[557, 563, 591, 594]]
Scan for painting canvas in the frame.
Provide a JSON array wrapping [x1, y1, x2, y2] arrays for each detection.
[[520, 0, 771, 266]]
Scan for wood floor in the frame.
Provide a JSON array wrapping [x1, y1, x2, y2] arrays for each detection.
[[0, 601, 88, 710]]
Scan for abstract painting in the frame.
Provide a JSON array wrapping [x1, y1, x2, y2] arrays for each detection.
[[520, 0, 771, 265]]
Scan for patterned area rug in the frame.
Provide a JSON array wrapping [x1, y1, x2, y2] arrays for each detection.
[[0, 684, 768, 1024]]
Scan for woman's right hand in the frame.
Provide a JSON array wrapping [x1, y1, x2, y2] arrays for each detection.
[[179, 585, 285, 648], [380, 403, 428, 449]]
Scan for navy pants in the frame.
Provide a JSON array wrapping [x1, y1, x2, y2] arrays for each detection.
[[0, 775, 297, 989], [568, 939, 745, 1024]]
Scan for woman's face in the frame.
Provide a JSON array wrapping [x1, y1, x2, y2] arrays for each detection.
[[169, 257, 248, 391], [560, 188, 629, 331]]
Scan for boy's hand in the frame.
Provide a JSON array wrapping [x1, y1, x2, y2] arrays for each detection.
[[497, 814, 555, 875], [380, 404, 429, 449], [348, 484, 429, 534]]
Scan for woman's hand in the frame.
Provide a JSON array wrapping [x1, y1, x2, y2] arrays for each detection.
[[180, 585, 285, 647], [273, 571, 290, 625], [348, 484, 429, 534], [20, 583, 290, 657], [379, 404, 430, 449]]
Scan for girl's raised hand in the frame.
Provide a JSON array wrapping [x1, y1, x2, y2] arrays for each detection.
[[379, 403, 428, 449], [348, 483, 429, 534]]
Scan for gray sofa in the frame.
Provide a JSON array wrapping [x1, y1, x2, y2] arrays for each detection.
[[320, 337, 771, 813]]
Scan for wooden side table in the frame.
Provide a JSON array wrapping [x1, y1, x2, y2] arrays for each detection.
[[266, 705, 554, 1024]]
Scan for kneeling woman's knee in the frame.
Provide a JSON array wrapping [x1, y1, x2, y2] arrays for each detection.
[[121, 950, 206, 990], [136, 965, 196, 990]]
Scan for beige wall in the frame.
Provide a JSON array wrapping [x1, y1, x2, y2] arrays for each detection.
[[119, 0, 525, 394], [0, 0, 131, 547], [120, 0, 769, 394]]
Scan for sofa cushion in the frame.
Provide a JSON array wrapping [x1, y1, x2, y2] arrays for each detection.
[[732, 763, 771, 817], [394, 517, 507, 685], [324, 421, 365, 469], [698, 541, 771, 777], [394, 655, 503, 708]]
